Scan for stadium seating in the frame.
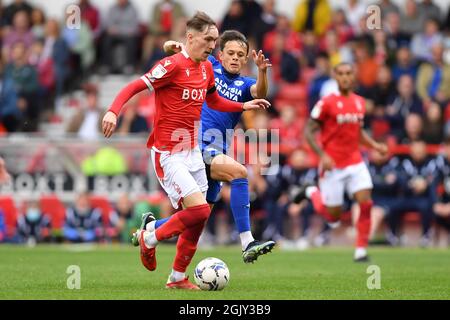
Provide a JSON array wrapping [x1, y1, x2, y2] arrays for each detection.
[[89, 195, 115, 226], [39, 195, 66, 230]]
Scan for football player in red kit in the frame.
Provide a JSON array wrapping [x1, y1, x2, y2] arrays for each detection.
[[293, 63, 387, 262], [102, 12, 270, 289]]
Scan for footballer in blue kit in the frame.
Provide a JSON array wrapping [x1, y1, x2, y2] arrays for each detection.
[[132, 30, 275, 263]]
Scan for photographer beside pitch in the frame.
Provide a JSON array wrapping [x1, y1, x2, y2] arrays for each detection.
[[137, 30, 275, 264], [102, 12, 270, 290]]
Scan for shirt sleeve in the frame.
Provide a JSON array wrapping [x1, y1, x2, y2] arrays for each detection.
[[141, 56, 177, 92], [310, 98, 328, 122], [206, 61, 216, 91]]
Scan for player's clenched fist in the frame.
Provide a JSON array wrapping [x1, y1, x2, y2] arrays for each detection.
[[243, 99, 271, 111], [102, 111, 117, 138]]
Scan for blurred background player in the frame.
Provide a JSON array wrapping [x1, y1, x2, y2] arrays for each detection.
[[292, 63, 388, 262], [143, 30, 275, 263], [102, 12, 270, 289]]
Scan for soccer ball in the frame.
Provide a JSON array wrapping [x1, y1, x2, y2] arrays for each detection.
[[194, 257, 230, 291]]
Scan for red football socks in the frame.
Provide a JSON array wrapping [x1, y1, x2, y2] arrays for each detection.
[[356, 200, 372, 248]]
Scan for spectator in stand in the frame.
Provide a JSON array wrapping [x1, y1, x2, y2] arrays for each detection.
[[308, 52, 331, 110], [389, 140, 437, 247], [367, 147, 402, 244], [378, 0, 399, 18], [62, 11, 95, 81], [64, 192, 103, 243], [116, 97, 150, 135], [392, 46, 418, 82], [384, 11, 412, 50], [100, 0, 139, 74], [240, 0, 263, 36], [79, 0, 101, 40], [400, 0, 426, 36], [2, 0, 32, 27], [386, 74, 424, 139], [66, 83, 102, 140], [321, 29, 352, 67], [28, 39, 56, 113], [265, 33, 300, 98], [292, 0, 331, 37], [17, 200, 51, 245], [0, 59, 20, 132], [263, 14, 302, 57], [399, 113, 425, 143], [143, 0, 186, 71], [250, 0, 278, 50], [354, 41, 379, 93], [341, 0, 366, 32], [373, 29, 395, 66], [416, 42, 450, 104], [418, 0, 442, 23], [109, 193, 135, 243], [2, 10, 35, 62], [4, 41, 40, 132], [220, 0, 248, 36], [326, 9, 353, 47], [411, 18, 443, 63], [301, 31, 320, 68], [434, 137, 450, 240], [43, 18, 70, 99], [371, 65, 397, 108], [423, 101, 444, 144], [30, 7, 46, 40], [149, 0, 185, 36]]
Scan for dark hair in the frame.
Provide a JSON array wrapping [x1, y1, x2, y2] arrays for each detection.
[[186, 11, 217, 33], [219, 30, 249, 54]]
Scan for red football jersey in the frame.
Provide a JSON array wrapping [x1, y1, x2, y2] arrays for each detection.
[[310, 92, 366, 168], [140, 51, 215, 153]]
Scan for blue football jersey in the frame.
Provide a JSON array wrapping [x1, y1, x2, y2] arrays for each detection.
[[200, 55, 256, 154]]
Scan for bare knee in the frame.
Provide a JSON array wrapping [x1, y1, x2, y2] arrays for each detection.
[[231, 164, 247, 180]]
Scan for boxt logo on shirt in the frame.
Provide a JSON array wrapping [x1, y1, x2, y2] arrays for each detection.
[[182, 88, 207, 101]]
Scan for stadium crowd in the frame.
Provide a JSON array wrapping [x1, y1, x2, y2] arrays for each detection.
[[1, 0, 450, 247]]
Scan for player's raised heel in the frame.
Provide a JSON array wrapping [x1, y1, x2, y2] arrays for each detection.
[[131, 212, 156, 246], [242, 240, 276, 263], [166, 276, 200, 290]]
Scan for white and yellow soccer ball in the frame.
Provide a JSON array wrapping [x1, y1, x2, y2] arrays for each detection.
[[194, 257, 230, 291]]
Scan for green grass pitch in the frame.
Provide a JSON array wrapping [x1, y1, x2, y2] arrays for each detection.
[[0, 244, 449, 300]]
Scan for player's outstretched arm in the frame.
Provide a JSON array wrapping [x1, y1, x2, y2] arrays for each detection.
[[205, 88, 270, 112], [102, 79, 148, 138], [250, 49, 271, 98], [163, 40, 184, 55]]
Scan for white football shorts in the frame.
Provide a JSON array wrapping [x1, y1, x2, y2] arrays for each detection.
[[150, 145, 208, 209], [319, 161, 373, 207]]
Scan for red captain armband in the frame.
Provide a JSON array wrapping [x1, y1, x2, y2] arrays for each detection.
[[205, 89, 244, 112], [108, 78, 148, 115]]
